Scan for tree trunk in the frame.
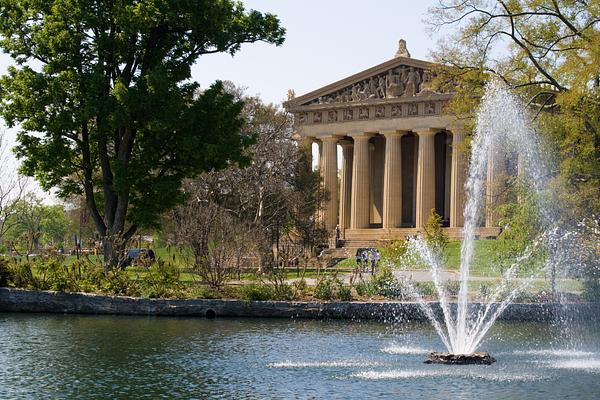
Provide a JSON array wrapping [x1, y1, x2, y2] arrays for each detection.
[[103, 236, 124, 274]]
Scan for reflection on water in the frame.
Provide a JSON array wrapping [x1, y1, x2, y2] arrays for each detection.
[[1, 313, 599, 399]]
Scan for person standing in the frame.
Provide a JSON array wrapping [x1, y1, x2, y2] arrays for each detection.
[[367, 250, 374, 275], [361, 250, 368, 272], [373, 250, 380, 274]]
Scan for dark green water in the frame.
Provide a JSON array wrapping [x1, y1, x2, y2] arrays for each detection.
[[1, 313, 599, 399]]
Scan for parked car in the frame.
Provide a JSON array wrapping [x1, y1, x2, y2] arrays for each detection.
[[123, 248, 155, 267]]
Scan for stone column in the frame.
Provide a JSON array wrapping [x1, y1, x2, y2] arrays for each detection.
[[485, 147, 504, 228], [350, 133, 373, 229], [449, 129, 467, 228], [369, 142, 375, 224], [415, 128, 437, 228], [315, 139, 323, 225], [382, 130, 405, 229], [372, 139, 385, 224], [320, 135, 339, 232], [317, 140, 323, 171], [339, 141, 353, 234]]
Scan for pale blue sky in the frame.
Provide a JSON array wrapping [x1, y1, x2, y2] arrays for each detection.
[[192, 0, 441, 104], [0, 1, 442, 201]]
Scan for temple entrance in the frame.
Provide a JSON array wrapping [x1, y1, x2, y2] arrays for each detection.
[[434, 131, 452, 225], [370, 136, 385, 227], [401, 133, 418, 227]]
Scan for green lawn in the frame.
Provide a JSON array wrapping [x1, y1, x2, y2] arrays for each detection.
[[17, 240, 583, 298], [332, 239, 550, 278], [445, 239, 506, 276]]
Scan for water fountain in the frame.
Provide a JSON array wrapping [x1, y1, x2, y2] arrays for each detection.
[[396, 79, 573, 365]]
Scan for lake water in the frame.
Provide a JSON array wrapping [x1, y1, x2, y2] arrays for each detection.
[[1, 313, 600, 399]]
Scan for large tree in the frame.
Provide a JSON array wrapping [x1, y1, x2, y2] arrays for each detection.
[[0, 0, 285, 271], [427, 0, 600, 220], [428, 0, 600, 294], [4, 193, 69, 254], [167, 87, 325, 274]]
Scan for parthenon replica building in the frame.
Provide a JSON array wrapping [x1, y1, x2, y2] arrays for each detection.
[[285, 40, 501, 246]]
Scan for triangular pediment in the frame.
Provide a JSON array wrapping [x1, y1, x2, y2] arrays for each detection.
[[285, 56, 446, 111]]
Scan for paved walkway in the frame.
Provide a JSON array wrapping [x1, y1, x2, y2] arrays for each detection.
[[230, 269, 559, 286], [278, 269, 460, 285]]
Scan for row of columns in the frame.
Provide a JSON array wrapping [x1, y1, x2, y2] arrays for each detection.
[[313, 128, 471, 233]]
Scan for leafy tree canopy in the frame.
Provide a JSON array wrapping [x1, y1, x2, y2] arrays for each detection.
[[427, 0, 600, 220], [4, 193, 69, 252], [166, 84, 326, 269], [0, 0, 285, 269]]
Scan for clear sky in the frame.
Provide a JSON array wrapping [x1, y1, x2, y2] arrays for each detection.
[[0, 1, 442, 201], [191, 0, 440, 105]]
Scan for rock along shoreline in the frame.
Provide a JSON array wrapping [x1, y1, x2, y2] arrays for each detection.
[[1, 287, 598, 322]]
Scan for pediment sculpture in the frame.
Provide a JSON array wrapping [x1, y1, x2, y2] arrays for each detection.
[[302, 65, 439, 106]]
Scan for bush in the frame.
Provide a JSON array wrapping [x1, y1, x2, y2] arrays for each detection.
[[314, 274, 352, 301], [37, 259, 76, 291], [338, 285, 352, 301], [241, 283, 273, 301], [8, 261, 39, 289], [138, 261, 183, 298], [314, 276, 335, 300], [261, 272, 294, 300], [414, 281, 436, 298], [70, 261, 106, 293], [354, 280, 377, 297], [194, 286, 225, 299], [99, 270, 140, 297], [1, 257, 185, 298], [479, 283, 492, 299], [423, 209, 449, 262], [373, 267, 407, 299], [352, 268, 411, 299], [0, 258, 10, 286], [379, 239, 409, 265], [292, 278, 308, 298], [445, 280, 461, 296]]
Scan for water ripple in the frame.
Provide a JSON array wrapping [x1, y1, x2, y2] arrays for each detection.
[[513, 349, 596, 357], [267, 360, 382, 369], [380, 345, 428, 355], [550, 359, 600, 371], [353, 369, 454, 380], [354, 369, 542, 382]]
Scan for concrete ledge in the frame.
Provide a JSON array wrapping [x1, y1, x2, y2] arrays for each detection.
[[1, 287, 598, 321]]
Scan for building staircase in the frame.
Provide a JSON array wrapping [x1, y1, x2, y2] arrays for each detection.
[[340, 239, 382, 252], [320, 238, 383, 261]]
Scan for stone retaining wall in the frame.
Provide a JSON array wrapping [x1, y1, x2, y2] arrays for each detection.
[[1, 287, 598, 322]]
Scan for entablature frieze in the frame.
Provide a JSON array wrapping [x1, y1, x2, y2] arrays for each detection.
[[293, 97, 451, 127], [298, 114, 456, 140]]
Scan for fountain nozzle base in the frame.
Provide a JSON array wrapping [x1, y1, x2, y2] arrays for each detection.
[[424, 352, 496, 365]]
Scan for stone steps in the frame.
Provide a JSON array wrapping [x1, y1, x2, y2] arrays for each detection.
[[341, 239, 381, 248], [337, 239, 382, 258], [322, 247, 353, 259]]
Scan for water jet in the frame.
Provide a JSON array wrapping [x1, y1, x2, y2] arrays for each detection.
[[394, 79, 572, 363]]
